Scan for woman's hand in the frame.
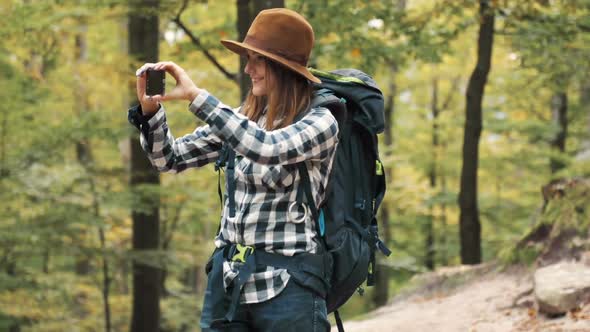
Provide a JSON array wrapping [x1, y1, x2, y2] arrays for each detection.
[[136, 61, 203, 115], [135, 62, 160, 115]]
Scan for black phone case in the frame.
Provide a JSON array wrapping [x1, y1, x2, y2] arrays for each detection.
[[146, 69, 165, 96]]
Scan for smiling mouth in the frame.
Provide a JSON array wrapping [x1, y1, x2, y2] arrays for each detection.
[[251, 78, 264, 83]]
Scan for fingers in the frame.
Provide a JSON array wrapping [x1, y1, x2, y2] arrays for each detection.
[[150, 89, 179, 103], [148, 94, 163, 103], [136, 76, 146, 102], [136, 63, 156, 77], [154, 61, 185, 83], [135, 61, 179, 77], [152, 61, 177, 72], [136, 62, 163, 102]]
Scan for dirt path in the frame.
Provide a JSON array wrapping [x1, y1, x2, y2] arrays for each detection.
[[335, 266, 590, 332]]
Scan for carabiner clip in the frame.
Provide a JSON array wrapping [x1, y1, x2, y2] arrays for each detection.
[[288, 201, 308, 223]]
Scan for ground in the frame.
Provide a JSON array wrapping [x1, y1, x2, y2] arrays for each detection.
[[335, 264, 590, 332]]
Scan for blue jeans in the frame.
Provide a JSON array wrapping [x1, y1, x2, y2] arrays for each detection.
[[200, 279, 330, 332]]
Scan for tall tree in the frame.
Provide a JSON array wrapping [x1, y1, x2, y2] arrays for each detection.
[[578, 80, 590, 160], [459, 0, 495, 264], [426, 78, 439, 270], [128, 1, 161, 331], [74, 22, 91, 277], [73, 20, 113, 332], [549, 92, 567, 173], [427, 76, 459, 269]]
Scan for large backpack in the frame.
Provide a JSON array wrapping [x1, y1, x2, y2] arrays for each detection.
[[298, 68, 391, 330], [213, 68, 391, 332]]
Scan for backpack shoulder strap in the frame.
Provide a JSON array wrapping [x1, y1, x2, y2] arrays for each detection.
[[294, 89, 345, 244], [311, 88, 340, 108], [295, 88, 346, 125], [311, 88, 347, 125], [214, 144, 237, 218]]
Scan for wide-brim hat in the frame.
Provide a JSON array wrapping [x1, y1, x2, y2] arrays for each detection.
[[221, 8, 321, 84]]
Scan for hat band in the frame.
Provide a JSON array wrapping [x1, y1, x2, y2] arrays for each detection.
[[243, 35, 309, 66]]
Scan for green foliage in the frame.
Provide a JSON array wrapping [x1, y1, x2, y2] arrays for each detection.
[[502, 0, 590, 89], [1, 0, 589, 330], [296, 0, 475, 73]]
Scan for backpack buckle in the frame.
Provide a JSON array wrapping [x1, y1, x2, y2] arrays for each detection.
[[215, 145, 230, 171], [230, 244, 254, 263]]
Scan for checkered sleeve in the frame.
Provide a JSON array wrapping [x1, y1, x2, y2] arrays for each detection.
[[189, 90, 339, 165], [137, 105, 223, 173]]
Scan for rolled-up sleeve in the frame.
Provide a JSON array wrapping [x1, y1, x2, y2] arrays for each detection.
[[128, 104, 222, 173]]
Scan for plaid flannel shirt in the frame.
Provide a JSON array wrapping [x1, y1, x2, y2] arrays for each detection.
[[131, 90, 339, 304]]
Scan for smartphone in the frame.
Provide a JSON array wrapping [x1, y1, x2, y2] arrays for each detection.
[[146, 69, 165, 96]]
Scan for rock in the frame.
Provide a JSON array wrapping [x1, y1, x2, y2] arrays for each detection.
[[534, 261, 590, 315]]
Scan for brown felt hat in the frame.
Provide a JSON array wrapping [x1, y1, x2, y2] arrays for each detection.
[[221, 8, 321, 83]]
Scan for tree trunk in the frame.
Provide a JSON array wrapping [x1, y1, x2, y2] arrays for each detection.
[[578, 81, 590, 159], [425, 78, 440, 270], [0, 87, 7, 179], [237, 0, 284, 100], [128, 1, 161, 332], [253, 0, 284, 12], [549, 92, 567, 173], [440, 172, 448, 265], [73, 19, 113, 332], [42, 250, 50, 274], [459, 0, 494, 265], [73, 24, 92, 276], [7, 260, 19, 332]]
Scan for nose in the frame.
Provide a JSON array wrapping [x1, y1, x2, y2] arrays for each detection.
[[244, 59, 252, 76]]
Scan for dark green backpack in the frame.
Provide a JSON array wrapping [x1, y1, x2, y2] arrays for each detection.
[[298, 68, 391, 330]]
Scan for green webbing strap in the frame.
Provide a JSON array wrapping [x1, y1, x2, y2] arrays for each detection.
[[367, 251, 376, 286], [374, 159, 386, 212], [372, 158, 391, 257]]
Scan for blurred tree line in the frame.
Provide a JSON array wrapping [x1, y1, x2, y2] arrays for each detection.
[[0, 0, 589, 331]]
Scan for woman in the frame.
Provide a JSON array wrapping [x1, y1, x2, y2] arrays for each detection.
[[129, 8, 337, 332]]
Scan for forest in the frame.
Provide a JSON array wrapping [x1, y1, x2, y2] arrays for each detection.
[[1, 0, 589, 331]]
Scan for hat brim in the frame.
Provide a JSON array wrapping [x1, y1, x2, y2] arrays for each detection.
[[221, 39, 321, 84]]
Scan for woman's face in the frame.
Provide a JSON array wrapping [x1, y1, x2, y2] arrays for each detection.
[[244, 50, 271, 97]]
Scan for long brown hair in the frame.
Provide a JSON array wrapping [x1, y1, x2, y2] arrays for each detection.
[[242, 57, 313, 130]]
